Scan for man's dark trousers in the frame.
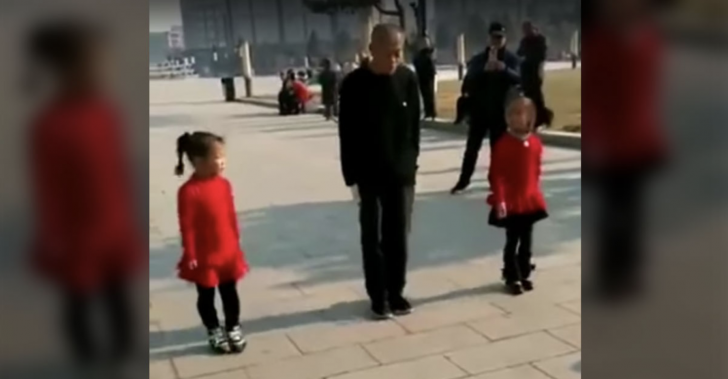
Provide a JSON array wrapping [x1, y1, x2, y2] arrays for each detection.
[[522, 72, 546, 126], [358, 183, 414, 303], [457, 115, 506, 186], [419, 77, 436, 118]]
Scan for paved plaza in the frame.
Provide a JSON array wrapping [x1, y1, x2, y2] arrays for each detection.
[[149, 78, 581, 379]]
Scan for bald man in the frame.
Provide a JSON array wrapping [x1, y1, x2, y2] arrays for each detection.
[[338, 24, 421, 319]]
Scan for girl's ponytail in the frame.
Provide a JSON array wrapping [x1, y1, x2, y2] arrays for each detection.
[[175, 132, 191, 176]]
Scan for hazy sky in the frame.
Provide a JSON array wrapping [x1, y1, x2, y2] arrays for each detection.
[[149, 0, 181, 32]]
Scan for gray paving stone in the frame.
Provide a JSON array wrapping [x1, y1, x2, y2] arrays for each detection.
[[559, 299, 582, 315], [245, 345, 378, 379], [446, 332, 577, 375], [149, 360, 177, 379], [467, 305, 580, 341], [466, 365, 552, 379], [328, 356, 467, 379], [286, 319, 406, 353], [533, 352, 581, 379], [364, 325, 489, 364], [172, 333, 301, 378], [548, 324, 581, 348], [394, 297, 505, 333]]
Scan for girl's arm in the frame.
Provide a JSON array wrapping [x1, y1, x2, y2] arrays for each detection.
[[225, 179, 241, 242], [488, 139, 506, 205], [177, 185, 197, 263]]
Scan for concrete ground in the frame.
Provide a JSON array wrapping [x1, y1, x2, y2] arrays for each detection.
[[149, 78, 581, 379]]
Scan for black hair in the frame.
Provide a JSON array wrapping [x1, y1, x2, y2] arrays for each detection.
[[175, 131, 224, 176], [26, 19, 103, 79]]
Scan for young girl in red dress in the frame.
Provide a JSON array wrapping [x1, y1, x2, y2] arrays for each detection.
[[175, 131, 249, 354], [487, 96, 548, 295]]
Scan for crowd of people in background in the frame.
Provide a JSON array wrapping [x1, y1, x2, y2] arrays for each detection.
[[277, 19, 557, 131]]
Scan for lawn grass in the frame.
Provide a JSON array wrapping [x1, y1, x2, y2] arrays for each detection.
[[436, 68, 582, 133]]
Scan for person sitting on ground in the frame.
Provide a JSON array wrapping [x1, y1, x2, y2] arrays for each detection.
[[291, 73, 313, 114], [278, 70, 299, 115]]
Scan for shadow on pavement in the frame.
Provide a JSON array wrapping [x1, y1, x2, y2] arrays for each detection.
[[149, 172, 580, 286], [148, 281, 508, 362]]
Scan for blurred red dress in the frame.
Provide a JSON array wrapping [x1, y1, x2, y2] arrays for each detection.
[[582, 24, 666, 170], [30, 94, 142, 292], [292, 80, 313, 104], [176, 175, 248, 288]]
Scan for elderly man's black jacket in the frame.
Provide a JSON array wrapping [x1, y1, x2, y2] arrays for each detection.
[[337, 65, 421, 187]]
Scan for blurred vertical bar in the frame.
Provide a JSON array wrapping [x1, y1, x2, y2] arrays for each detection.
[[0, 0, 148, 377], [582, 0, 728, 378]]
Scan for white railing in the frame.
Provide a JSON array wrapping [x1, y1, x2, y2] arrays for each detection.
[[149, 60, 196, 79]]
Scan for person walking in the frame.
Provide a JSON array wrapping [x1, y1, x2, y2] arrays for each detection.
[[413, 38, 437, 120], [319, 58, 341, 120], [451, 22, 521, 194], [517, 21, 553, 129], [337, 23, 421, 320]]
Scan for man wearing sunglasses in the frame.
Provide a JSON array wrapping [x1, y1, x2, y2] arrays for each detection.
[[452, 22, 520, 194]]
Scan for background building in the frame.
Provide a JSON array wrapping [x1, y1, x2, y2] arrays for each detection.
[[178, 0, 580, 75], [180, 0, 367, 76], [149, 25, 186, 64]]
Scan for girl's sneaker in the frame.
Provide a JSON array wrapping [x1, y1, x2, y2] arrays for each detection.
[[227, 325, 248, 353], [208, 327, 231, 354]]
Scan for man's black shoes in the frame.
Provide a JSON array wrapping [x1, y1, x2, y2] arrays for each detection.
[[389, 296, 414, 316], [521, 279, 534, 292], [370, 296, 413, 320], [450, 181, 469, 195], [370, 302, 393, 321], [505, 281, 524, 295]]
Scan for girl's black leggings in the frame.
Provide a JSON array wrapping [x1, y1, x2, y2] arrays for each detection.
[[503, 222, 535, 282], [196, 281, 240, 331], [65, 282, 134, 363]]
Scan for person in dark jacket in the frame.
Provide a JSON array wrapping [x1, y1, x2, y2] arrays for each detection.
[[413, 40, 437, 120], [517, 21, 553, 128], [451, 22, 521, 194], [318, 58, 341, 120], [338, 23, 421, 320], [278, 70, 298, 115]]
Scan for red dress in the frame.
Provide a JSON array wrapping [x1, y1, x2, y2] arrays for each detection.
[[487, 132, 548, 227], [30, 94, 143, 292], [177, 175, 249, 287], [292, 80, 312, 104], [582, 24, 666, 170]]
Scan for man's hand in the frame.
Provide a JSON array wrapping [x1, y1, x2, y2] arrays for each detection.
[[497, 202, 507, 219], [349, 185, 360, 203]]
